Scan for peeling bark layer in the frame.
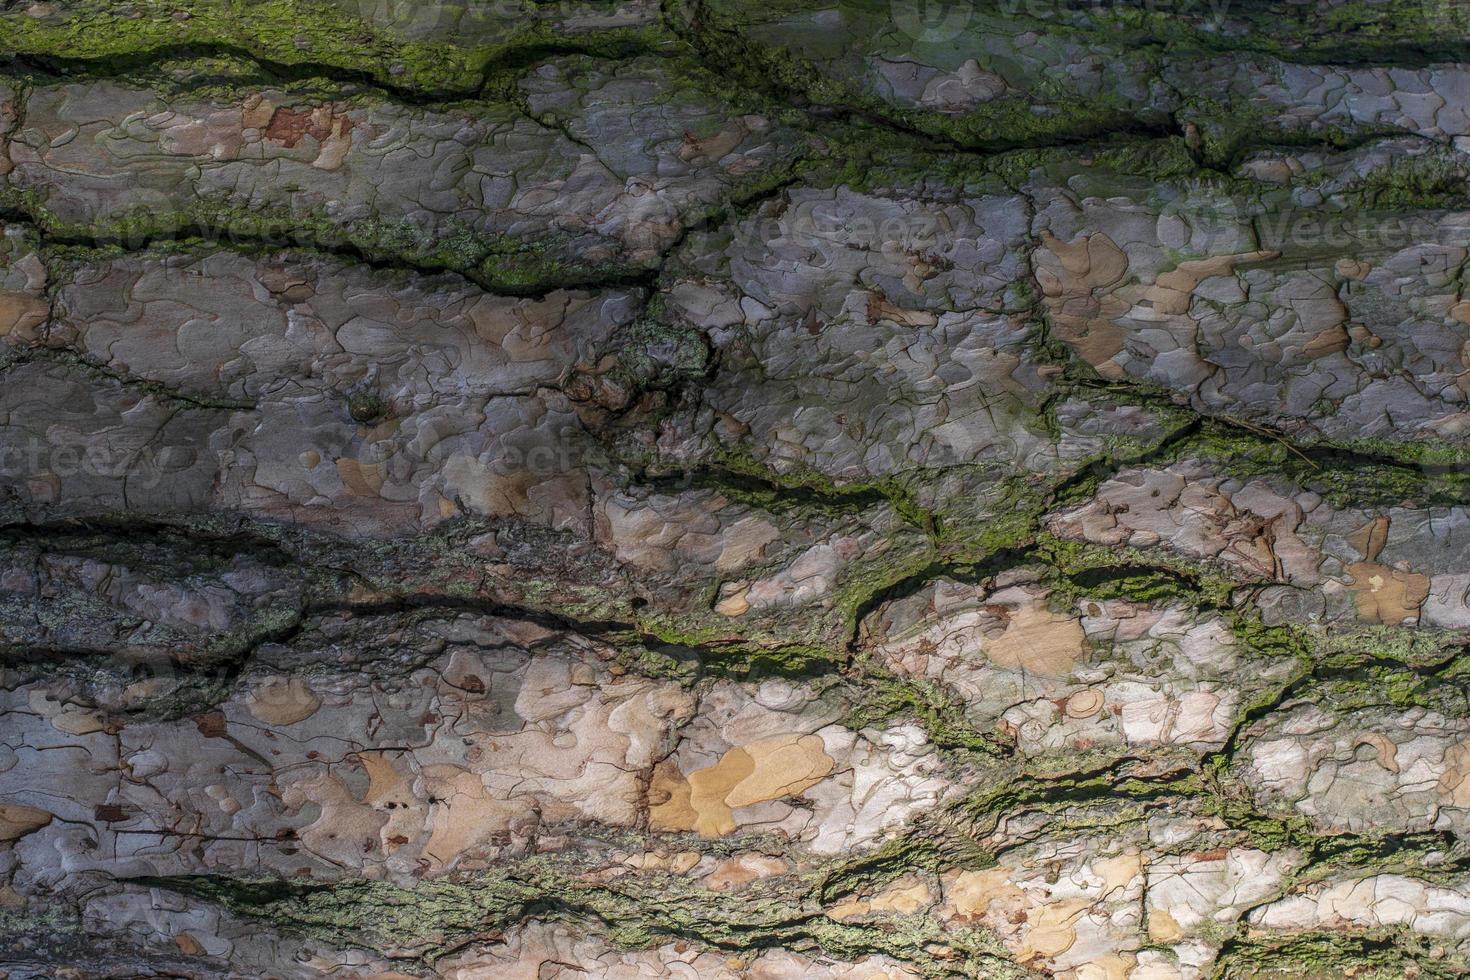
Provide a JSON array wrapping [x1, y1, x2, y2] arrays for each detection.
[[3, 1, 1470, 977]]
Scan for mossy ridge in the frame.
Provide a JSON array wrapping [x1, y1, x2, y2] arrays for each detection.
[[951, 750, 1461, 887], [1175, 92, 1405, 173], [4, 0, 1465, 163], [1006, 0, 1470, 61], [115, 677, 1470, 970], [147, 855, 1019, 979], [841, 657, 1016, 758], [0, 183, 655, 298], [667, 0, 1176, 155], [1046, 364, 1470, 512], [1186, 422, 1470, 511], [18, 350, 1463, 721], [692, 444, 941, 536], [0, 0, 671, 99], [625, 613, 847, 678], [0, 104, 818, 299], [0, 510, 644, 643], [670, 0, 1470, 171], [695, 0, 1470, 68], [1343, 147, 1470, 211], [1212, 928, 1470, 979]]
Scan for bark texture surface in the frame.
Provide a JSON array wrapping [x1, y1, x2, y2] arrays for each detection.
[[2, 0, 1470, 977]]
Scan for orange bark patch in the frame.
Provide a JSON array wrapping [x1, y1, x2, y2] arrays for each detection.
[[1035, 230, 1130, 378], [649, 734, 834, 838], [984, 604, 1087, 677], [0, 804, 51, 841], [1439, 740, 1470, 807], [245, 677, 321, 725], [0, 290, 47, 341], [264, 105, 355, 148], [1345, 562, 1429, 625]]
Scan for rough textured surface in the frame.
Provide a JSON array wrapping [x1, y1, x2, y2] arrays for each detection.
[[3, 1, 1470, 978]]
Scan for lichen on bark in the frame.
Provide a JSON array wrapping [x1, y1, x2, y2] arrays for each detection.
[[2, 0, 1470, 977]]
